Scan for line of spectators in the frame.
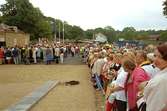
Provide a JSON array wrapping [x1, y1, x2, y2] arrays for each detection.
[[0, 43, 80, 65], [83, 42, 167, 111]]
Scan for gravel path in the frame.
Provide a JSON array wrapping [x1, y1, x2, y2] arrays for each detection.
[[0, 56, 97, 111]]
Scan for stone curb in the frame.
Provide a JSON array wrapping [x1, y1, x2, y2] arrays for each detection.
[[4, 80, 59, 111]]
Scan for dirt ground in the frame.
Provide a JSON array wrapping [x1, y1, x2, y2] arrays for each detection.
[[0, 64, 97, 111]]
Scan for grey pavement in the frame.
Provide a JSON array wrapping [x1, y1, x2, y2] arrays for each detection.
[[63, 55, 84, 65], [4, 80, 59, 111]]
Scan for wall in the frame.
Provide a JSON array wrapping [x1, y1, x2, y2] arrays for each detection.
[[0, 32, 30, 47]]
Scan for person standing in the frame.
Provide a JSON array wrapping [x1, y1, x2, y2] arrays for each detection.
[[36, 46, 41, 63], [42, 46, 47, 64], [71, 46, 75, 57], [144, 42, 167, 111], [25, 46, 30, 65], [5, 48, 12, 64], [0, 47, 4, 64], [60, 46, 64, 64], [12, 47, 19, 64], [45, 46, 52, 64], [21, 46, 26, 64], [123, 59, 150, 111], [32, 46, 37, 64], [54, 45, 60, 64], [18, 47, 22, 64]]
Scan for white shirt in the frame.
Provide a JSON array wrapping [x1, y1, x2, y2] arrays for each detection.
[[71, 47, 75, 53], [54, 47, 60, 56], [144, 67, 167, 111], [33, 48, 37, 58], [142, 64, 160, 79], [115, 67, 128, 102]]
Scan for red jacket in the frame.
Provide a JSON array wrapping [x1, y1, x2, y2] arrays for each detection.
[[126, 67, 150, 109], [0, 49, 4, 58]]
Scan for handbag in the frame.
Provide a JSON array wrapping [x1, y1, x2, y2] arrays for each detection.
[[138, 102, 146, 111]]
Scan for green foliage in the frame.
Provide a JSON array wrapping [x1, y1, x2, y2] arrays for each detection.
[[84, 29, 94, 39], [103, 26, 116, 42], [163, 0, 167, 16], [0, 0, 17, 16], [53, 20, 84, 40], [136, 31, 149, 40], [94, 27, 104, 33], [160, 31, 167, 41], [121, 27, 137, 40], [0, 0, 52, 40], [68, 25, 84, 40], [0, 15, 3, 23], [0, 0, 166, 42]]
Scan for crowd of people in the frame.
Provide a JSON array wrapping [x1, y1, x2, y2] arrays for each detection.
[[1, 39, 167, 111], [83, 42, 167, 111], [0, 41, 80, 65]]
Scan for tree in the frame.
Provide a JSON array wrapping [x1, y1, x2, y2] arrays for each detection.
[[84, 29, 94, 39], [69, 25, 84, 40], [163, 0, 167, 16], [59, 22, 84, 40], [160, 31, 167, 41], [122, 27, 137, 40], [0, 0, 52, 40], [45, 17, 57, 39], [104, 26, 116, 42], [0, 15, 3, 23], [0, 0, 17, 16], [94, 27, 104, 34], [136, 30, 149, 40]]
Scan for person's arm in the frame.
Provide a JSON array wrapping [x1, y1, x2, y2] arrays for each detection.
[[110, 85, 124, 93], [138, 81, 148, 91], [105, 84, 123, 99]]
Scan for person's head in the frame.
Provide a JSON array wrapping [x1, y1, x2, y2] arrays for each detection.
[[122, 59, 136, 74], [107, 53, 114, 61], [136, 50, 147, 65], [93, 52, 99, 58], [113, 53, 123, 64], [123, 51, 136, 63], [100, 51, 106, 58], [154, 42, 167, 70], [147, 53, 155, 63]]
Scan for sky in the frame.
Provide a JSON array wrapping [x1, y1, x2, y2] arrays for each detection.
[[0, 0, 167, 31]]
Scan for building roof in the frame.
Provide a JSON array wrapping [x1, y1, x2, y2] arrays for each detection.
[[95, 33, 107, 43], [148, 34, 160, 40], [0, 23, 26, 34]]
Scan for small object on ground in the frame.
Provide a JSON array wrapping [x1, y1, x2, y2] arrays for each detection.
[[65, 80, 80, 85]]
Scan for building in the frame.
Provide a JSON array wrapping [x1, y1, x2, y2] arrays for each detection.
[[94, 33, 107, 43], [0, 23, 30, 47], [148, 34, 160, 41]]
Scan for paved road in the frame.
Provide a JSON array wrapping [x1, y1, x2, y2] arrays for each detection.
[[29, 55, 96, 111], [0, 55, 96, 111], [63, 55, 84, 65]]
